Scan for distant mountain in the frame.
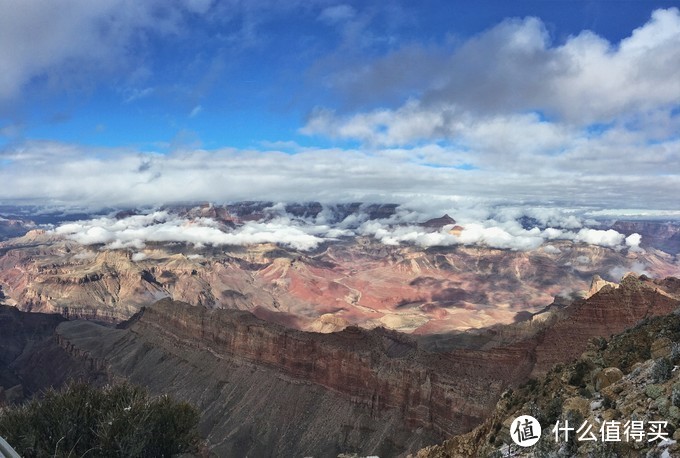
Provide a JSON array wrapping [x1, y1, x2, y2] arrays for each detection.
[[0, 203, 678, 336], [0, 217, 33, 241], [1, 227, 677, 335], [611, 220, 680, 254], [422, 214, 456, 228]]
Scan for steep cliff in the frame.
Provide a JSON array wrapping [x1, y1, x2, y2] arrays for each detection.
[[525, 275, 680, 377], [0, 305, 102, 405], [51, 276, 680, 456], [414, 307, 680, 457], [54, 300, 523, 456]]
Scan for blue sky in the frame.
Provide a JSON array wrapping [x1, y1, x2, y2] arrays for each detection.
[[0, 0, 679, 211]]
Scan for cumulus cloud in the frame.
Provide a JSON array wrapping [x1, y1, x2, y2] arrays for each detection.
[[131, 252, 147, 262], [47, 204, 646, 254], [53, 211, 326, 251], [543, 245, 561, 255], [575, 255, 590, 265], [356, 216, 632, 252], [0, 8, 678, 217], [300, 8, 680, 208], [574, 228, 625, 248], [625, 233, 643, 252], [317, 8, 680, 125]]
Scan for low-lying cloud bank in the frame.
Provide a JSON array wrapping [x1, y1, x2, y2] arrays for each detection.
[[54, 211, 328, 251], [51, 205, 643, 253], [358, 220, 639, 251]]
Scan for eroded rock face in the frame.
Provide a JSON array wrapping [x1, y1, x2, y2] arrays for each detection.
[[52, 277, 680, 456], [524, 275, 680, 377], [585, 274, 619, 298], [414, 308, 680, 458], [594, 367, 624, 391], [1, 226, 678, 334], [93, 299, 525, 436]]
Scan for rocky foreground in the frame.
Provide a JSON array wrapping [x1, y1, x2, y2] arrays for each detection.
[[414, 288, 680, 457], [1, 275, 679, 456]]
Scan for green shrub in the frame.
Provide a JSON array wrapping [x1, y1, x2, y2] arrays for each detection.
[[652, 357, 673, 383], [569, 360, 591, 387], [0, 382, 199, 458], [564, 410, 584, 456], [645, 384, 664, 400], [544, 396, 563, 425], [672, 383, 680, 407], [671, 343, 680, 365]]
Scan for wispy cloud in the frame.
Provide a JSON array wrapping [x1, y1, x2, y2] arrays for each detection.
[[0, 0, 193, 101], [189, 105, 203, 118]]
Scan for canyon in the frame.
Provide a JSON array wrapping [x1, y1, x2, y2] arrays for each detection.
[[1, 206, 678, 335], [3, 274, 679, 456], [1, 205, 680, 455]]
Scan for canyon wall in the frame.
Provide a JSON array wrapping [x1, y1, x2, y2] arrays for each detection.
[[52, 276, 680, 456]]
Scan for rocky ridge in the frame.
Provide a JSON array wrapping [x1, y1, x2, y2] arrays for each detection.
[[51, 276, 680, 456], [413, 302, 680, 457]]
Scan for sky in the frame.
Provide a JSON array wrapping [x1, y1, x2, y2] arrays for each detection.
[[0, 0, 679, 213]]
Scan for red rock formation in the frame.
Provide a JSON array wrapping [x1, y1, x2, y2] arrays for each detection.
[[1, 225, 679, 334], [132, 299, 522, 436], [48, 276, 680, 455], [527, 274, 680, 376]]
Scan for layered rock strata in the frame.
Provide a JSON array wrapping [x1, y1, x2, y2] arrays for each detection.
[[52, 276, 680, 456]]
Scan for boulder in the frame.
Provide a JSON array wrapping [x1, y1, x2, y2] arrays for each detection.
[[651, 337, 673, 359], [563, 396, 590, 418], [594, 367, 623, 391]]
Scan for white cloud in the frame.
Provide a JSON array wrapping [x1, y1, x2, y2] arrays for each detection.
[[320, 8, 680, 125], [45, 203, 647, 254], [356, 217, 630, 252], [543, 245, 561, 254], [625, 233, 643, 252], [574, 228, 625, 248], [189, 105, 203, 118], [53, 211, 325, 251], [0, 0, 198, 101], [131, 252, 147, 262], [609, 261, 650, 281], [0, 8, 677, 220], [456, 223, 544, 251], [575, 255, 590, 265], [300, 8, 680, 206], [318, 4, 356, 24], [1, 138, 678, 213]]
